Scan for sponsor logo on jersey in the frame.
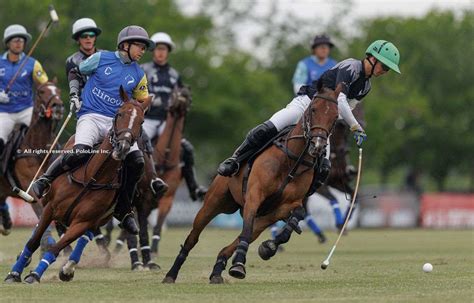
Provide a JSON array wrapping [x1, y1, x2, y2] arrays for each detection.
[[0, 68, 5, 76], [92, 87, 121, 105], [104, 66, 112, 75]]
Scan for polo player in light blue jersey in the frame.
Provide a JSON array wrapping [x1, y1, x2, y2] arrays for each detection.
[[292, 34, 337, 94], [0, 24, 49, 235], [32, 26, 167, 235]]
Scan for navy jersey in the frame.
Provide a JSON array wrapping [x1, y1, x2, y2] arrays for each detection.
[[298, 58, 371, 101]]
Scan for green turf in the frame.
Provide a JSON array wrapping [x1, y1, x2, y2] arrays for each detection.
[[0, 228, 473, 303]]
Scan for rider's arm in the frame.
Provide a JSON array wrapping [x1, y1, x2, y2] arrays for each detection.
[[337, 92, 362, 131], [78, 52, 101, 76], [292, 61, 308, 94], [32, 60, 49, 86]]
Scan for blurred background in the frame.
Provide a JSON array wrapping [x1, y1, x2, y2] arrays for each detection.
[[1, 0, 472, 230]]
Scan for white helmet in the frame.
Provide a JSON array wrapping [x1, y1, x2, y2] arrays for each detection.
[[3, 24, 32, 46], [72, 18, 102, 40], [150, 32, 175, 51]]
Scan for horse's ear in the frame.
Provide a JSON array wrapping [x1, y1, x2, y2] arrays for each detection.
[[52, 76, 58, 85], [119, 85, 129, 103]]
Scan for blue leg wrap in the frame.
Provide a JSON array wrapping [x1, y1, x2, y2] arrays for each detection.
[[33, 251, 56, 277], [69, 231, 93, 264], [329, 199, 344, 226], [305, 215, 323, 236], [11, 246, 33, 274]]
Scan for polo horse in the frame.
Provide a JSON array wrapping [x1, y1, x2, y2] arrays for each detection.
[[163, 86, 341, 284], [0, 80, 63, 239], [4, 88, 147, 284]]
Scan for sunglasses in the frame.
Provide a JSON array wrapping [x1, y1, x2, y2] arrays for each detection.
[[381, 62, 390, 72], [80, 32, 96, 39], [131, 42, 147, 51]]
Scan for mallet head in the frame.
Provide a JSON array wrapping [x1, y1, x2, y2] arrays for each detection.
[[49, 5, 59, 23]]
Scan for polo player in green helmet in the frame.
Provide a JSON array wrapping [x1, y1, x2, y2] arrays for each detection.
[[218, 39, 400, 194]]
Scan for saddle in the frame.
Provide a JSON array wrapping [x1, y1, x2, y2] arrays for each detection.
[[0, 124, 30, 189], [241, 125, 321, 217]]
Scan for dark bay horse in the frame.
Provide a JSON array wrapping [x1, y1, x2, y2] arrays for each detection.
[[150, 86, 192, 255], [0, 80, 64, 236], [163, 87, 341, 284], [4, 88, 147, 284], [114, 87, 192, 270]]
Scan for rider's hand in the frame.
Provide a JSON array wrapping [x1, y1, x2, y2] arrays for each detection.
[[0, 91, 10, 104], [351, 125, 367, 147], [70, 93, 82, 112]]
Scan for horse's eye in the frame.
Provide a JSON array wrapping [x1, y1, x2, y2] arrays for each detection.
[[39, 91, 44, 94]]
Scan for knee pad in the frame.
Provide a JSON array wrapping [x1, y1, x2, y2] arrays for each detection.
[[125, 150, 145, 175], [247, 121, 277, 145]]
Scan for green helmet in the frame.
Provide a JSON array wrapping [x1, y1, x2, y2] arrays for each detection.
[[365, 40, 401, 74]]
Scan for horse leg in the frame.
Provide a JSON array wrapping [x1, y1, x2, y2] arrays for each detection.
[[29, 202, 56, 253], [228, 185, 267, 279], [59, 230, 94, 282], [23, 221, 90, 284], [114, 228, 127, 253], [104, 219, 114, 246], [4, 203, 54, 283], [163, 179, 234, 283], [258, 205, 306, 261], [0, 198, 12, 235], [56, 223, 73, 256], [126, 230, 143, 271], [151, 194, 173, 255], [138, 207, 158, 270], [210, 205, 293, 284], [93, 228, 111, 263]]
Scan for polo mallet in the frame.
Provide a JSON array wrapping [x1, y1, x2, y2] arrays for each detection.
[[5, 5, 59, 93], [321, 147, 363, 270], [13, 103, 75, 203]]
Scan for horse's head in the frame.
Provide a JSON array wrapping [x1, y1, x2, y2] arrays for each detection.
[[304, 87, 340, 157], [110, 87, 147, 160], [35, 78, 64, 121], [168, 86, 191, 117]]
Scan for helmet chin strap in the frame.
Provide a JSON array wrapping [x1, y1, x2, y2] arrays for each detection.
[[126, 44, 133, 62], [365, 56, 377, 78]]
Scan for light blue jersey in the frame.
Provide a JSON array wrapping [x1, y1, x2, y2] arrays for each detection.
[[292, 56, 337, 93], [78, 51, 149, 118]]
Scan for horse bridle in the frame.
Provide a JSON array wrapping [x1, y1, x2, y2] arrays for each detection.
[[37, 83, 63, 120], [302, 94, 338, 143], [109, 105, 143, 149]]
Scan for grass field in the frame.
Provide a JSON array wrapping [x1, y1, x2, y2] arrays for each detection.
[[0, 227, 472, 303]]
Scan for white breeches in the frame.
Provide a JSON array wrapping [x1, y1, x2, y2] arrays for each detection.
[[75, 113, 138, 152], [0, 107, 33, 142], [142, 118, 166, 139]]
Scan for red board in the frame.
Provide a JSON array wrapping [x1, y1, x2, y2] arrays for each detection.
[[421, 193, 474, 228], [6, 197, 39, 227]]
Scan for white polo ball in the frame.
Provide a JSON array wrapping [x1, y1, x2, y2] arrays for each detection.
[[423, 263, 433, 273]]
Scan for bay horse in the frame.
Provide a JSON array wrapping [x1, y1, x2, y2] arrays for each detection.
[[4, 88, 147, 284], [163, 87, 341, 284], [114, 86, 192, 270], [0, 80, 64, 237]]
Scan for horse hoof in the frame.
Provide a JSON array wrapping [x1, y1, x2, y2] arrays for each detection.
[[23, 272, 40, 284], [258, 240, 278, 261], [59, 268, 74, 282], [228, 263, 246, 279], [146, 262, 161, 271], [318, 234, 327, 244], [1, 228, 11, 236], [4, 272, 21, 283], [162, 276, 175, 284], [131, 262, 144, 271], [209, 275, 224, 284]]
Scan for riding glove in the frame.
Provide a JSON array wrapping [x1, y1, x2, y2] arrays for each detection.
[[70, 93, 82, 112], [351, 125, 367, 147]]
